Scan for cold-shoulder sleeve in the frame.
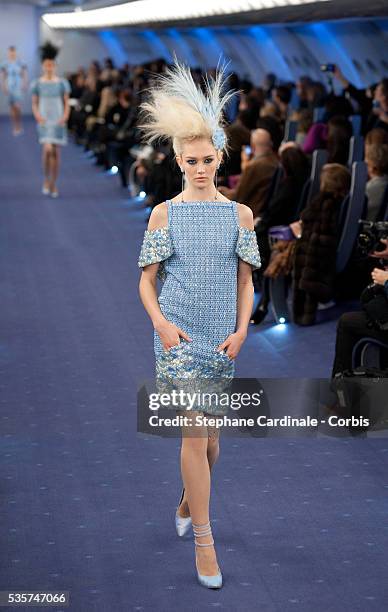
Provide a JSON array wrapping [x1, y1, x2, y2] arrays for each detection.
[[235, 227, 261, 271], [137, 226, 174, 281]]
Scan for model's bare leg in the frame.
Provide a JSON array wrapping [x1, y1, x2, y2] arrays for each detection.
[[11, 103, 22, 133], [49, 145, 60, 193], [207, 423, 221, 468], [178, 420, 220, 517], [42, 143, 51, 189], [178, 411, 220, 576]]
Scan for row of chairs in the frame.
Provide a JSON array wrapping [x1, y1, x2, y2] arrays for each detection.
[[268, 155, 369, 323], [268, 159, 388, 369], [284, 112, 362, 144], [269, 108, 388, 324]]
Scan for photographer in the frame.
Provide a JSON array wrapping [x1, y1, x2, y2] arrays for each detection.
[[331, 238, 388, 376]]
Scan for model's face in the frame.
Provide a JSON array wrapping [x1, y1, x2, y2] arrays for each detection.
[[42, 59, 56, 77], [8, 49, 16, 62], [177, 139, 221, 191]]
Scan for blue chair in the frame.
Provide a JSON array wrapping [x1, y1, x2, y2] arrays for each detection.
[[313, 107, 325, 123], [347, 135, 364, 167], [352, 338, 388, 369], [336, 161, 368, 275], [295, 149, 328, 217], [350, 115, 362, 136]]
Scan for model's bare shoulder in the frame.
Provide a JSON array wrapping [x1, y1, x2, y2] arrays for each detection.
[[147, 202, 168, 231], [236, 203, 254, 230]]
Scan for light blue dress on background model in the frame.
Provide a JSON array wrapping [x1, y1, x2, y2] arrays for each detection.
[[30, 78, 71, 145], [138, 199, 261, 412], [1, 60, 26, 105]]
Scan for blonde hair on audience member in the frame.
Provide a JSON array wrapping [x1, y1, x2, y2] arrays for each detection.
[[320, 163, 351, 199], [365, 143, 388, 176], [138, 57, 236, 156], [365, 128, 388, 146]]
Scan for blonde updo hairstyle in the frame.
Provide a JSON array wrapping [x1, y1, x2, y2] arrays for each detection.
[[138, 58, 237, 163]]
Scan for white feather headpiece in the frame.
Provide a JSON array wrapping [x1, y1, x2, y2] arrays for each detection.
[[138, 56, 236, 152]]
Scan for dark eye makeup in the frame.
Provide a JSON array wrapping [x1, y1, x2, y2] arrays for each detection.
[[185, 158, 215, 164]]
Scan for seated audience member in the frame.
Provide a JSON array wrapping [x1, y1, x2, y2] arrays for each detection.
[[218, 127, 278, 221], [327, 115, 353, 165], [246, 86, 265, 112], [255, 145, 310, 270], [105, 88, 132, 128], [291, 163, 351, 325], [250, 145, 310, 323], [366, 78, 388, 134], [303, 115, 352, 164], [303, 93, 353, 158], [295, 75, 313, 109], [69, 74, 100, 139], [289, 109, 313, 147], [260, 100, 282, 125], [365, 127, 388, 147], [306, 81, 327, 111], [262, 72, 277, 100], [331, 239, 388, 376], [84, 85, 117, 149], [69, 70, 85, 99], [99, 57, 120, 86], [332, 64, 373, 132], [302, 122, 328, 155], [146, 145, 182, 209], [272, 85, 292, 123], [93, 88, 133, 165], [364, 144, 388, 220], [323, 94, 354, 122], [222, 109, 253, 178]]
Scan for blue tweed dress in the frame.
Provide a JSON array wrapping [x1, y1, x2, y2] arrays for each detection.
[[1, 60, 25, 105], [138, 200, 261, 406], [30, 78, 71, 145]]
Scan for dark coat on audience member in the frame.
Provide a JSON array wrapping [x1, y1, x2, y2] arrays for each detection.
[[231, 152, 279, 217], [255, 175, 307, 270], [293, 191, 342, 325]]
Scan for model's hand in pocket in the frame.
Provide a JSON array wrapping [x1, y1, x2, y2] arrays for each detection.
[[216, 330, 247, 360], [155, 319, 192, 352]]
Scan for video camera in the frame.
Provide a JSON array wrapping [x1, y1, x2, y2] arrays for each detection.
[[357, 220, 388, 258]]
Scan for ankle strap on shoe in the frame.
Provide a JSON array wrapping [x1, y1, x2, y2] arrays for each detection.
[[192, 521, 211, 534], [192, 521, 213, 545]]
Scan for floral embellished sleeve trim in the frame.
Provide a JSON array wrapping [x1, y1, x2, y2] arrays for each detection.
[[235, 227, 261, 271], [137, 226, 174, 281]]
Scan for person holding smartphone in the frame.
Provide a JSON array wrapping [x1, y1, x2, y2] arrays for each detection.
[[331, 239, 388, 376]]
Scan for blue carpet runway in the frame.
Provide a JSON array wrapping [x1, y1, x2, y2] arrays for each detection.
[[0, 118, 387, 611]]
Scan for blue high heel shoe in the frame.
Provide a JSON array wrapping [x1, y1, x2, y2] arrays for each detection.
[[175, 487, 192, 537], [192, 521, 223, 589]]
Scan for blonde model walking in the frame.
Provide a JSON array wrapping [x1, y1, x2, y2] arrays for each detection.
[[137, 60, 261, 588]]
